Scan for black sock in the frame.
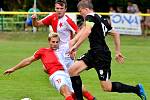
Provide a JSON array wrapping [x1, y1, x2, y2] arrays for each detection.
[[111, 82, 139, 94], [70, 76, 84, 100]]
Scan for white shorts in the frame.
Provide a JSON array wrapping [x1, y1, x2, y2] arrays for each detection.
[[49, 71, 74, 92], [59, 43, 74, 69], [65, 56, 74, 69]]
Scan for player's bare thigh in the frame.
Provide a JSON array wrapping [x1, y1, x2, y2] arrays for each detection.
[[68, 60, 87, 76]]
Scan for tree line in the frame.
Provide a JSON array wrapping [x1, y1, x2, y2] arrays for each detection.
[[1, 0, 149, 12]]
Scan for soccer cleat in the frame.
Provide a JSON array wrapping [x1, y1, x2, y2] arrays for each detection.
[[137, 84, 147, 100], [93, 97, 96, 100]]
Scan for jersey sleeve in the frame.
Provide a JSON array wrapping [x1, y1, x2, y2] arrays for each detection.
[[41, 15, 52, 26], [101, 17, 112, 32], [34, 49, 42, 60], [85, 15, 95, 28], [87, 14, 112, 35], [66, 15, 78, 33]]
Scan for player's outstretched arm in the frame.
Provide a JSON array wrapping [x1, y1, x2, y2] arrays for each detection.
[[4, 56, 36, 75], [70, 24, 91, 53], [110, 30, 124, 64]]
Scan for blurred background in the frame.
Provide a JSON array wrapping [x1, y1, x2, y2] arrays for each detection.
[[0, 0, 150, 12], [0, 0, 150, 36]]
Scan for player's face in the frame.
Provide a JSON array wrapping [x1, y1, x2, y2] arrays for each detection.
[[49, 37, 59, 50], [55, 3, 66, 18], [78, 8, 87, 18]]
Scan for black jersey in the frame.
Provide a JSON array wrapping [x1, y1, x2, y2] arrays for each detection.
[[85, 13, 112, 51]]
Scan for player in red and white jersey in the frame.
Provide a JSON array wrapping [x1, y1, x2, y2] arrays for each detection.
[[4, 32, 75, 100], [41, 12, 77, 46], [32, 0, 78, 68], [32, 0, 96, 100], [32, 0, 77, 46]]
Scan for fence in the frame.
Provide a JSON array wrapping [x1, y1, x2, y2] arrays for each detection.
[[0, 12, 50, 32], [0, 12, 150, 36]]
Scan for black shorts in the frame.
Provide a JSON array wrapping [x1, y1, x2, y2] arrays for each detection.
[[78, 49, 112, 81]]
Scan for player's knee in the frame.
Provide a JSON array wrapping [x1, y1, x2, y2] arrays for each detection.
[[101, 81, 112, 92], [68, 70, 77, 76], [68, 68, 78, 76], [101, 86, 111, 92], [60, 85, 72, 97]]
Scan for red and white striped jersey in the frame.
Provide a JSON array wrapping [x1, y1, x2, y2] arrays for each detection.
[[34, 47, 68, 76], [41, 13, 78, 46]]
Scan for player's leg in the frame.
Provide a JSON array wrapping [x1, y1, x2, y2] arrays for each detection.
[[49, 71, 74, 100], [100, 80, 138, 93], [66, 58, 95, 100], [100, 81, 147, 100], [60, 85, 74, 100], [95, 67, 113, 92], [82, 85, 96, 100], [69, 60, 88, 100], [96, 66, 147, 100], [136, 84, 147, 100]]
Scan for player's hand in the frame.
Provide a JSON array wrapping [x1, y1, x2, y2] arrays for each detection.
[[69, 44, 78, 60], [3, 68, 15, 75], [31, 14, 37, 20], [70, 51, 76, 60], [115, 52, 125, 64], [69, 45, 77, 53]]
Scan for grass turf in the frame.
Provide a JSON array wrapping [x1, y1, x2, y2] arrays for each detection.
[[0, 32, 149, 100]]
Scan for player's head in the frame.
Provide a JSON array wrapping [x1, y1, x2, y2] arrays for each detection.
[[55, 0, 67, 18], [48, 32, 60, 50], [77, 0, 93, 18]]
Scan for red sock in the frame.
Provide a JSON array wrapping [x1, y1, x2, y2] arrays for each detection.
[[72, 93, 76, 99], [83, 91, 94, 100], [65, 95, 74, 100]]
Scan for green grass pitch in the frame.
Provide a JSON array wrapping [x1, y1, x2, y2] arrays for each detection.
[[0, 32, 149, 100]]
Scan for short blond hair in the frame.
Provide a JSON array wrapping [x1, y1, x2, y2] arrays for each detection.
[[77, 0, 93, 10], [48, 32, 60, 41]]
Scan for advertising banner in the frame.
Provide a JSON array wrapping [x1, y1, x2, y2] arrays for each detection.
[[110, 13, 142, 35]]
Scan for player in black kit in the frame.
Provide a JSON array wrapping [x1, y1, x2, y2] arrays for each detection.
[[68, 0, 147, 100]]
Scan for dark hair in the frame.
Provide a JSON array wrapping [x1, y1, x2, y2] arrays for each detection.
[[55, 0, 67, 8], [77, 0, 93, 10]]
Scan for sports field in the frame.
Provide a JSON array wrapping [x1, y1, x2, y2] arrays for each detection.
[[0, 32, 149, 100]]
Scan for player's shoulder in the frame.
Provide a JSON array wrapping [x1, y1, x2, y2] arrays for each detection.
[[65, 14, 71, 19], [38, 48, 49, 51], [49, 12, 58, 18], [64, 14, 73, 21], [86, 13, 101, 18], [64, 15, 77, 27], [45, 12, 58, 18], [85, 13, 95, 20], [35, 48, 53, 55]]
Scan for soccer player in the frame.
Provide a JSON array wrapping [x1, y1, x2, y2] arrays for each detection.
[[68, 1, 147, 100], [32, 0, 95, 100], [32, 0, 77, 66], [4, 32, 74, 100]]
